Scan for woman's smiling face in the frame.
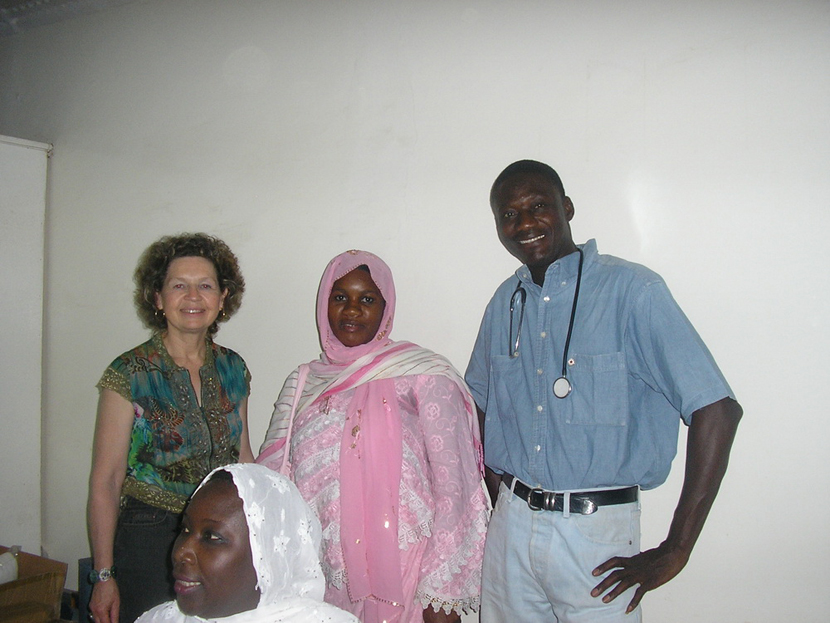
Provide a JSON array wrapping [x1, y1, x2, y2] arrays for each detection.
[[172, 477, 260, 618], [154, 256, 227, 337], [327, 267, 386, 347]]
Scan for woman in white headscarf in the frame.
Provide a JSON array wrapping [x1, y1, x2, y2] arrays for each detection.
[[136, 463, 357, 623]]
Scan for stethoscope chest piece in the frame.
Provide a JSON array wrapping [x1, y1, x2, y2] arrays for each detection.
[[553, 376, 573, 399]]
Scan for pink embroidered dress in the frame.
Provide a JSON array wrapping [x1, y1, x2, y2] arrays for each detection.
[[258, 251, 488, 623]]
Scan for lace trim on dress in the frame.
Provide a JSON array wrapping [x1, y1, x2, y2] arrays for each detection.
[[417, 591, 480, 617], [398, 515, 433, 548], [323, 562, 348, 590], [414, 485, 489, 613]]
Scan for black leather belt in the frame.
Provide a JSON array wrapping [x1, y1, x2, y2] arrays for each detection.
[[503, 474, 638, 515]]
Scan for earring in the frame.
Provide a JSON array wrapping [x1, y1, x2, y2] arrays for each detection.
[[219, 308, 227, 320], [155, 308, 165, 321]]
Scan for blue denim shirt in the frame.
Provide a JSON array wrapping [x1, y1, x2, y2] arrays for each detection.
[[465, 240, 734, 491]]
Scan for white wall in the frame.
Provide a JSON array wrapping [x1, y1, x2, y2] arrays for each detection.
[[1, 1, 828, 620]]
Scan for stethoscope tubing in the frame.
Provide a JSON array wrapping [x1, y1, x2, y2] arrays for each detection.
[[560, 248, 584, 378], [508, 248, 584, 397], [509, 284, 526, 358]]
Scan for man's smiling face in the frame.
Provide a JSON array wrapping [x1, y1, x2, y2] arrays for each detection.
[[491, 171, 576, 285]]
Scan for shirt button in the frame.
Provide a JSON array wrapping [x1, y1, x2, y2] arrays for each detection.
[[561, 281, 567, 286], [568, 358, 575, 366], [536, 445, 541, 452], [543, 296, 550, 302], [540, 331, 547, 338], [537, 405, 543, 412], [537, 368, 543, 375]]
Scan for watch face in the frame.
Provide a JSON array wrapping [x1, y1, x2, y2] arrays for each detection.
[[89, 567, 114, 583]]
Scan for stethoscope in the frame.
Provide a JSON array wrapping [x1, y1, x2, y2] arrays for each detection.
[[508, 247, 584, 399]]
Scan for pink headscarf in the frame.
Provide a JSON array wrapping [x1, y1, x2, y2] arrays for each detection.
[[314, 250, 396, 367]]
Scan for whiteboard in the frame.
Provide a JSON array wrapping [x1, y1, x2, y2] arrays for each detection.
[[0, 135, 50, 553]]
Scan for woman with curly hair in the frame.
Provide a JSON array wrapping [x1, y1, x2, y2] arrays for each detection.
[[87, 233, 255, 623]]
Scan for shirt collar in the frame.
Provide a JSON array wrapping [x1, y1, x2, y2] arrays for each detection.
[[515, 239, 597, 288]]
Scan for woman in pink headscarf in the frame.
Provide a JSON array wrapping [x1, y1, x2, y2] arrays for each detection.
[[257, 250, 489, 623]]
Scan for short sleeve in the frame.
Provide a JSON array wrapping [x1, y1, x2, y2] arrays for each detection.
[[96, 363, 131, 402], [465, 303, 495, 413], [626, 280, 734, 424]]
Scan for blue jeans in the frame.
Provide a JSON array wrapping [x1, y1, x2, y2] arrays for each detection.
[[113, 497, 179, 623], [481, 482, 642, 623]]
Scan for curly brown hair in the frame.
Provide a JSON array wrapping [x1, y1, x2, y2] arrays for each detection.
[[134, 233, 245, 337]]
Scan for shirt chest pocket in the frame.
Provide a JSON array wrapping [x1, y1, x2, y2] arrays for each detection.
[[489, 354, 531, 422], [567, 352, 629, 426]]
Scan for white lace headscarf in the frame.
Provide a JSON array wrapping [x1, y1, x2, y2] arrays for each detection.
[[136, 463, 357, 623]]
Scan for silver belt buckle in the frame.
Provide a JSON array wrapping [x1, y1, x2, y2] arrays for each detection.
[[573, 496, 598, 515], [527, 487, 556, 512]]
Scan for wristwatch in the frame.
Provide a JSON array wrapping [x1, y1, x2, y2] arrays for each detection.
[[88, 566, 116, 584]]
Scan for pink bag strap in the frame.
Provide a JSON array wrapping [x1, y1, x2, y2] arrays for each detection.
[[279, 363, 310, 475]]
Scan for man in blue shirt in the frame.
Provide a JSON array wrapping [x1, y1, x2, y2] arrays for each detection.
[[466, 160, 742, 622]]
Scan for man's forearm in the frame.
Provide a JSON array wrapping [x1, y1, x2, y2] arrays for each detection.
[[590, 396, 742, 612], [664, 396, 742, 556]]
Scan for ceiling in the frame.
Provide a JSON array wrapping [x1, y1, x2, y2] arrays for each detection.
[[0, 0, 139, 37]]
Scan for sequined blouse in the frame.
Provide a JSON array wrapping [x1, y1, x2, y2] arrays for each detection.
[[97, 333, 251, 512]]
